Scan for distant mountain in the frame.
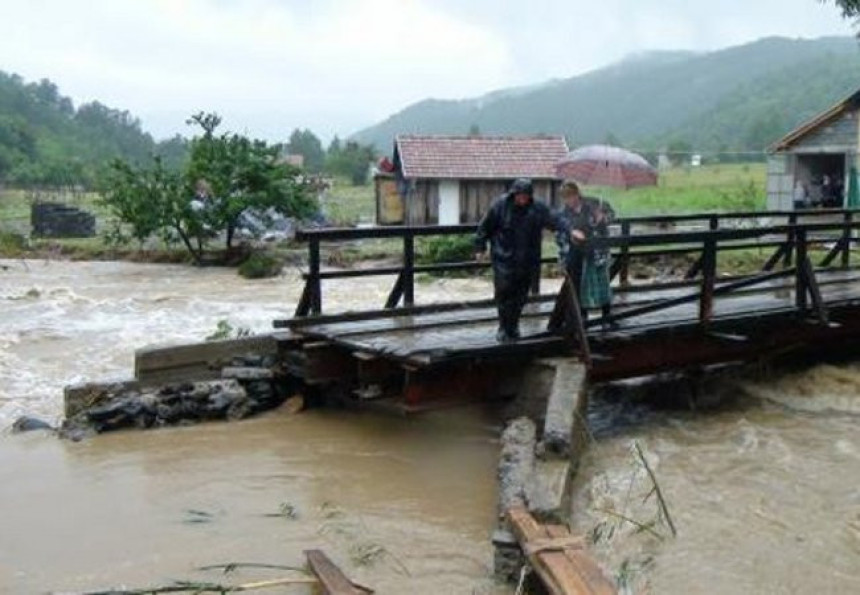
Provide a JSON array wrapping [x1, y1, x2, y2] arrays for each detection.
[[350, 37, 860, 155], [0, 71, 186, 187]]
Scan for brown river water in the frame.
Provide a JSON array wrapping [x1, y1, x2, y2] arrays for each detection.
[[1, 259, 859, 594]]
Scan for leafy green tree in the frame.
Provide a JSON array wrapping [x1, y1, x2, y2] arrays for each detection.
[[99, 156, 180, 249], [825, 0, 860, 17], [186, 112, 317, 250], [286, 128, 324, 172], [100, 112, 318, 263]]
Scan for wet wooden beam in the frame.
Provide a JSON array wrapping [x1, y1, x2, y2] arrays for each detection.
[[304, 549, 365, 595], [507, 506, 615, 595], [282, 341, 356, 384]]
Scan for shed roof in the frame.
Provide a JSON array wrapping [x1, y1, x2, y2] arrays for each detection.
[[769, 88, 860, 153], [394, 135, 569, 180]]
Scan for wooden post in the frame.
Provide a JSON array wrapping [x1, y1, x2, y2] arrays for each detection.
[[619, 221, 631, 287], [309, 237, 322, 315], [531, 239, 542, 295], [762, 242, 786, 272], [698, 238, 716, 326], [384, 272, 405, 309], [784, 212, 797, 268], [795, 227, 808, 313], [547, 273, 591, 367], [842, 211, 853, 269], [304, 550, 363, 595], [295, 280, 312, 317], [403, 231, 415, 307]]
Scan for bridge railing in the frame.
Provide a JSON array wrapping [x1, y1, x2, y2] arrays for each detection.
[[293, 208, 860, 317], [598, 220, 860, 326]]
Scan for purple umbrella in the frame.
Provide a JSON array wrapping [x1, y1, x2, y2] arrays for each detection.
[[555, 144, 657, 189]]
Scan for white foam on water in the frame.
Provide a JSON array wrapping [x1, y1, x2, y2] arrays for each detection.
[[741, 363, 860, 414], [0, 259, 498, 428]]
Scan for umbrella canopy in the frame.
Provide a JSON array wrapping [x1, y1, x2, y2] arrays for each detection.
[[847, 166, 859, 208], [555, 144, 658, 189]]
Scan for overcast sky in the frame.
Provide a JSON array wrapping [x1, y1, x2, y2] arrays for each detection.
[[0, 0, 854, 143]]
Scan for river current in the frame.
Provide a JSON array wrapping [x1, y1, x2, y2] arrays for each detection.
[[1, 259, 859, 593]]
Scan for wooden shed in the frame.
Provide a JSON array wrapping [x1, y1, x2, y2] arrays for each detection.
[[767, 89, 860, 210], [375, 135, 569, 225]]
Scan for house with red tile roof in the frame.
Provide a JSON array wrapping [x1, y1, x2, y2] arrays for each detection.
[[375, 134, 569, 225]]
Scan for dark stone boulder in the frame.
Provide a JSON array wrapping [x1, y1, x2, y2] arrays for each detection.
[[11, 416, 54, 433]]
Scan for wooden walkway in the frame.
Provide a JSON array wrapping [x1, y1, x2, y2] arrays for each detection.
[[281, 267, 860, 367], [274, 209, 860, 403]]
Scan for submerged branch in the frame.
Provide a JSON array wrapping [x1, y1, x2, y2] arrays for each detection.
[[633, 441, 678, 537], [595, 507, 665, 541]]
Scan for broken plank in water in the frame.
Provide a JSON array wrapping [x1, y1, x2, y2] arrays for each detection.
[[304, 549, 367, 594], [507, 506, 615, 595]]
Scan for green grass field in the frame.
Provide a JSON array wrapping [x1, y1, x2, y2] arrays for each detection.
[[318, 178, 376, 226], [598, 162, 766, 216], [316, 163, 768, 226]]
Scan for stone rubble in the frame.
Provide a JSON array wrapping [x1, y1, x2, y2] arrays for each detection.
[[58, 354, 289, 440]]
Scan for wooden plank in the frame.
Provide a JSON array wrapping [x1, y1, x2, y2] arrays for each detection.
[[304, 549, 363, 595], [545, 525, 617, 595], [507, 506, 615, 595]]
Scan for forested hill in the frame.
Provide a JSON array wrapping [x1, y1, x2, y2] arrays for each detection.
[[350, 36, 860, 155], [0, 72, 185, 188]]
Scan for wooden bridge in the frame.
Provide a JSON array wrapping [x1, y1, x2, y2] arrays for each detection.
[[274, 208, 860, 410], [266, 207, 860, 594]]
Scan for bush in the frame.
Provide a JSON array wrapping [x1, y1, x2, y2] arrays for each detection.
[[206, 319, 251, 340], [238, 251, 283, 279], [416, 235, 474, 265], [0, 231, 28, 256]]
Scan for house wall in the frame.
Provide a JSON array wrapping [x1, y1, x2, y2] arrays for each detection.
[[376, 176, 563, 225], [375, 176, 404, 224], [535, 180, 561, 211], [766, 154, 795, 210], [406, 180, 439, 225], [789, 111, 859, 153], [438, 180, 460, 225], [768, 109, 860, 210], [459, 180, 509, 223], [458, 179, 561, 224]]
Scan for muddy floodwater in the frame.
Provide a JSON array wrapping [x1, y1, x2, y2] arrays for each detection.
[[2, 259, 860, 594]]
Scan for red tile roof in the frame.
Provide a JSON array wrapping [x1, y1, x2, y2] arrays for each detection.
[[395, 135, 569, 180]]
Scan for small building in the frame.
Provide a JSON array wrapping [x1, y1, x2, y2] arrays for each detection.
[[375, 135, 569, 225], [767, 89, 860, 210]]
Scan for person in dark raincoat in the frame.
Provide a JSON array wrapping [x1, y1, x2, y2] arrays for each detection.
[[475, 178, 562, 342]]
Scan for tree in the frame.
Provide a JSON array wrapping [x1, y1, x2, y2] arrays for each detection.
[[287, 128, 324, 172], [825, 0, 860, 17], [100, 112, 318, 263], [823, 0, 860, 32], [99, 156, 181, 250]]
